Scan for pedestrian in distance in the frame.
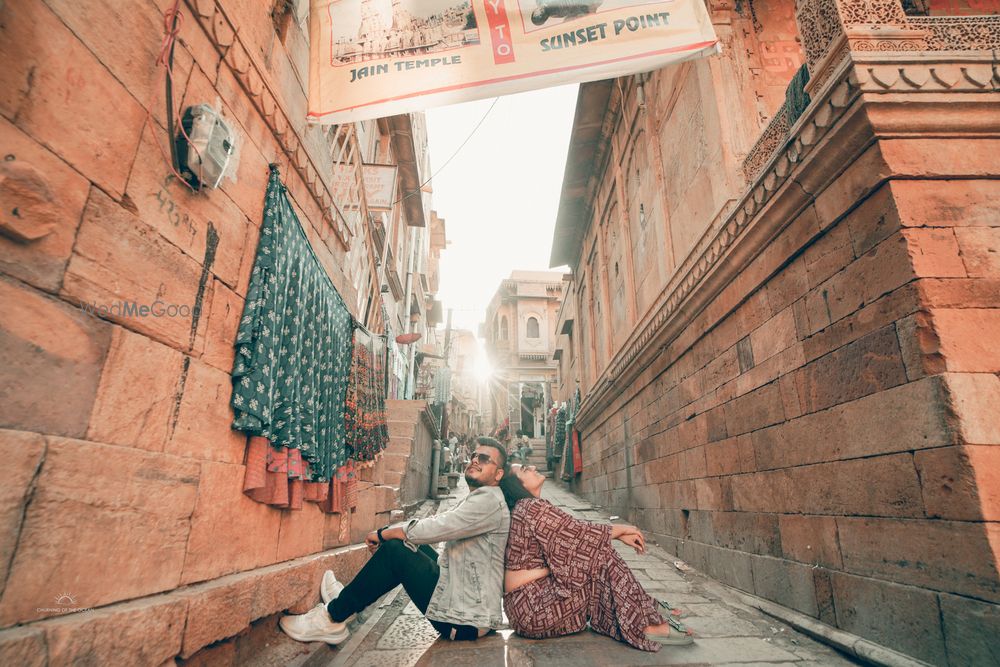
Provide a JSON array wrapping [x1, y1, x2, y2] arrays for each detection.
[[509, 431, 524, 464], [279, 437, 511, 645], [499, 464, 694, 651], [518, 431, 532, 464]]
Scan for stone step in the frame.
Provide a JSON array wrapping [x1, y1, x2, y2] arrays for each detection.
[[385, 436, 413, 455], [372, 484, 399, 513], [382, 452, 409, 474], [387, 420, 416, 437], [385, 399, 427, 422]]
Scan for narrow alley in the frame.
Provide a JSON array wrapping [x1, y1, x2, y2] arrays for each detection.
[[1, 1, 998, 666]]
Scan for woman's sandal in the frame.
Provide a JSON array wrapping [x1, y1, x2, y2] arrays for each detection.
[[657, 599, 689, 619], [645, 627, 695, 646], [646, 609, 695, 645]]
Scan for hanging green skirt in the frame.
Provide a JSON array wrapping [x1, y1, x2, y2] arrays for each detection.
[[230, 166, 354, 481]]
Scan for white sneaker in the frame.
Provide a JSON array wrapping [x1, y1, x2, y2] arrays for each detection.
[[321, 570, 356, 623], [278, 603, 350, 644], [321, 570, 345, 604]]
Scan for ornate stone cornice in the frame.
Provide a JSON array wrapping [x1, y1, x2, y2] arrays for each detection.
[[743, 101, 791, 183], [573, 50, 1000, 429], [187, 0, 351, 246], [909, 15, 1000, 51], [852, 53, 999, 92]]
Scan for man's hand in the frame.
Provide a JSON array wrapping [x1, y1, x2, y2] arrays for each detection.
[[366, 526, 404, 553], [365, 530, 380, 553]]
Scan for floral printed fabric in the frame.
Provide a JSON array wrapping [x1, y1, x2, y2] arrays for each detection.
[[554, 407, 567, 457], [231, 166, 354, 483], [345, 326, 389, 462]]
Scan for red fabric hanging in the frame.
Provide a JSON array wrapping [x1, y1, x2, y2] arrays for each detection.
[[243, 436, 360, 513]]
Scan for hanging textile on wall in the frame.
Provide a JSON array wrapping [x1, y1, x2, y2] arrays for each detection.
[[560, 387, 583, 482], [321, 461, 360, 514], [560, 421, 574, 482], [232, 165, 356, 511], [545, 405, 556, 470], [345, 326, 390, 462], [554, 406, 567, 458]]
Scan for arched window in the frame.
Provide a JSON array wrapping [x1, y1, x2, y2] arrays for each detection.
[[526, 317, 540, 338], [500, 316, 509, 341]]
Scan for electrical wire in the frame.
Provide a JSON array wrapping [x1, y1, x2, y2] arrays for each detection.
[[391, 96, 500, 206], [159, 1, 183, 172], [148, 0, 200, 193]]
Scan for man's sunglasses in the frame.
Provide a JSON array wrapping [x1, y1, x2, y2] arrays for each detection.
[[470, 452, 498, 466]]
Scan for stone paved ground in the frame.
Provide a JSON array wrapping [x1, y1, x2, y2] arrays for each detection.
[[292, 481, 859, 667]]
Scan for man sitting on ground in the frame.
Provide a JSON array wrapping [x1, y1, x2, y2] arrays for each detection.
[[279, 437, 511, 644]]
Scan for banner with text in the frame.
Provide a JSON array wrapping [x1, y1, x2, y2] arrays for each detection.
[[331, 163, 399, 210], [308, 0, 719, 124]]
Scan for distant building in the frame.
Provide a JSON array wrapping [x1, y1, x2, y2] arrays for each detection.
[[481, 271, 566, 439]]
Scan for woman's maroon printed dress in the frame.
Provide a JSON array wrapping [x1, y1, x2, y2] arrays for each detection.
[[503, 498, 665, 652]]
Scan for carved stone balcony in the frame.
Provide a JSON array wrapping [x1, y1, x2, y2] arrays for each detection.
[[742, 0, 1000, 185]]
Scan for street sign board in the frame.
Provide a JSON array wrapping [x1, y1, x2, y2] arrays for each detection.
[[331, 163, 399, 211]]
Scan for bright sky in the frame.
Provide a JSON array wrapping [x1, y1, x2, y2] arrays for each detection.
[[425, 84, 578, 336]]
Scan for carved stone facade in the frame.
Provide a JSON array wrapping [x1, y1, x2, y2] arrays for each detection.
[[551, 0, 1000, 663]]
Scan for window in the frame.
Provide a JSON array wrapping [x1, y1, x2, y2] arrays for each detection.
[[500, 316, 509, 341], [527, 317, 540, 338]]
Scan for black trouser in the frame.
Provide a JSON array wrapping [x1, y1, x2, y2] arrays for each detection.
[[327, 540, 482, 641]]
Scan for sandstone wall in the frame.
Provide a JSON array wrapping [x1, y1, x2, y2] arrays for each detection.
[[571, 84, 1000, 667], [556, 2, 1000, 663], [0, 1, 422, 663]]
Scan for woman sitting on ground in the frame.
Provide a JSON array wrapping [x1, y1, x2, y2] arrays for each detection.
[[499, 464, 694, 651]]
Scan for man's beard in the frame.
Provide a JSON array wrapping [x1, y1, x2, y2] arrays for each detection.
[[465, 471, 484, 488]]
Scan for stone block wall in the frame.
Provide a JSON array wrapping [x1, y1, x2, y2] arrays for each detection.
[[574, 102, 1000, 665], [384, 399, 435, 508], [0, 1, 423, 663]]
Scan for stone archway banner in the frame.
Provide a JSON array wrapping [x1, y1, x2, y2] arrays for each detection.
[[308, 0, 719, 124]]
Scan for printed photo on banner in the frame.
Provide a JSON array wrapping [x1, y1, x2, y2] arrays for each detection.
[[519, 0, 664, 33], [327, 0, 480, 65]]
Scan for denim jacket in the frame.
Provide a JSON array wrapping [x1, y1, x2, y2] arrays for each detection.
[[395, 486, 509, 629]]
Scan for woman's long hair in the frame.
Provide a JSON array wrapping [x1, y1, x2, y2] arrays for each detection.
[[499, 469, 535, 510]]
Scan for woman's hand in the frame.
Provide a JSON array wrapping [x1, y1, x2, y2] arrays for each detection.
[[611, 524, 646, 553], [618, 531, 646, 554], [610, 524, 640, 539]]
